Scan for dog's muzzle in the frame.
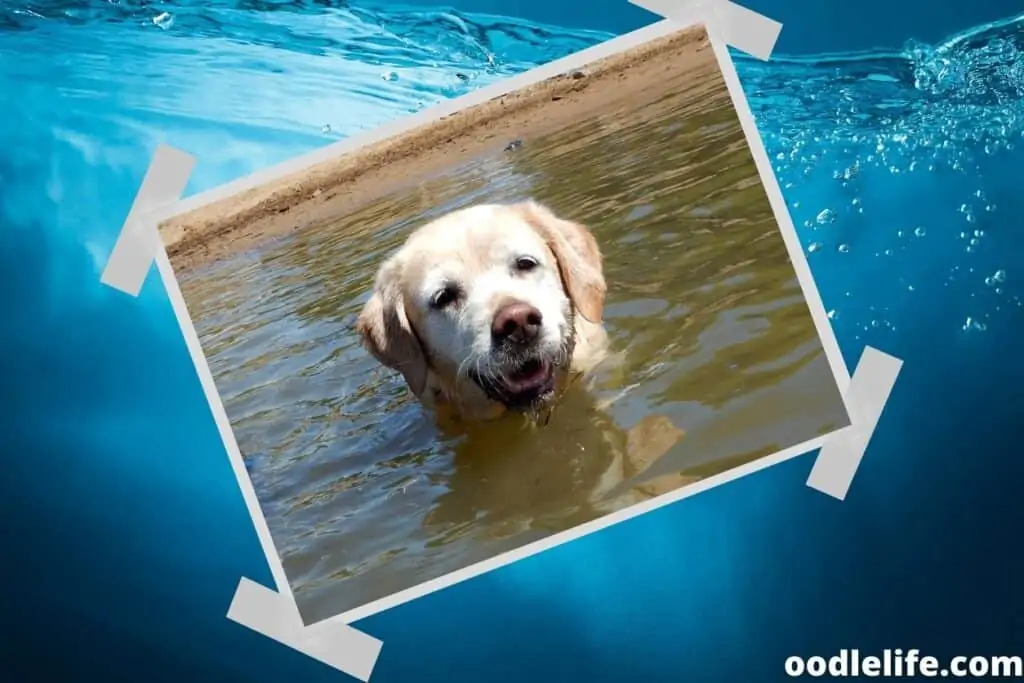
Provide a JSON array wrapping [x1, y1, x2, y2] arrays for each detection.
[[465, 301, 560, 409], [469, 354, 557, 410]]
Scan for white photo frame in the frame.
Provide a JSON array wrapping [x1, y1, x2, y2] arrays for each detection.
[[101, 4, 903, 681]]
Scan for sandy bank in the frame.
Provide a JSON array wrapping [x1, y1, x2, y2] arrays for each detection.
[[162, 25, 714, 272]]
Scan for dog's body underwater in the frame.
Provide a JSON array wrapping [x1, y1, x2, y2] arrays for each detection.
[[357, 200, 609, 420]]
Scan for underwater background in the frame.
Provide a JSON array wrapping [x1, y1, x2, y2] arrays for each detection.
[[2, 0, 1023, 681]]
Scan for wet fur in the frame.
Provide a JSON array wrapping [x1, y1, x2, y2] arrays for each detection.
[[357, 200, 609, 421]]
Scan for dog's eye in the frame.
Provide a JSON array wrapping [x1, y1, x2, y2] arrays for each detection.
[[514, 256, 539, 272], [430, 285, 460, 310]]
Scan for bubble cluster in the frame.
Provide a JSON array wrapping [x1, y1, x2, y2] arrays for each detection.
[[744, 13, 1024, 338]]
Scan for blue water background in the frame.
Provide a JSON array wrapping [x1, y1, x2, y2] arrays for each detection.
[[3, 1, 1023, 681]]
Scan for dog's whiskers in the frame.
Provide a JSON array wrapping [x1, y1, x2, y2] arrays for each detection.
[[453, 356, 478, 404], [469, 355, 504, 400], [456, 331, 579, 417]]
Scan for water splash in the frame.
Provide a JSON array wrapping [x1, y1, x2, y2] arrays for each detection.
[[1, 3, 1022, 342], [0, 0, 612, 315]]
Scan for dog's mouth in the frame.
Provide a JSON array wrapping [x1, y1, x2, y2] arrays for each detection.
[[503, 358, 555, 395], [470, 357, 557, 409]]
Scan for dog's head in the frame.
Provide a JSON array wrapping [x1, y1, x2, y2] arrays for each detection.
[[356, 201, 605, 412]]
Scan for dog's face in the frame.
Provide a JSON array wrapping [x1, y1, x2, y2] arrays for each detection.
[[357, 201, 605, 413]]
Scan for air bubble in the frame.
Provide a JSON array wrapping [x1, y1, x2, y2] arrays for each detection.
[[816, 208, 837, 225], [838, 244, 850, 253], [914, 226, 927, 237], [153, 11, 174, 29]]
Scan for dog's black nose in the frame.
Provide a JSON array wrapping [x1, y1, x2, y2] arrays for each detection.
[[492, 302, 543, 345]]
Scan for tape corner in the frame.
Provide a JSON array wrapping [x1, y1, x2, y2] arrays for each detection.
[[805, 345, 904, 501], [153, 142, 198, 167], [99, 141, 195, 296], [227, 577, 383, 682]]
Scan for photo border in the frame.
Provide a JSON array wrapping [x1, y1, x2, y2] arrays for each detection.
[[101, 5, 904, 681]]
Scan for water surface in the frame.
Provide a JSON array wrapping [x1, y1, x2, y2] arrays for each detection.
[[182, 56, 850, 623]]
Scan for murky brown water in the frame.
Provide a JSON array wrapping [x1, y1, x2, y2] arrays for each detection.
[[181, 59, 849, 625]]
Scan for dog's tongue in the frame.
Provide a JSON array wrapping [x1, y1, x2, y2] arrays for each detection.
[[504, 360, 550, 393]]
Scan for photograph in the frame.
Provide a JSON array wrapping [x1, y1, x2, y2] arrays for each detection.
[[161, 23, 851, 626]]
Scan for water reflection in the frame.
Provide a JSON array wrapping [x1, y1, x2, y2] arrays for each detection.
[[181, 56, 849, 624]]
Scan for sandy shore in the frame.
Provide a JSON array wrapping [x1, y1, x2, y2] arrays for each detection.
[[162, 25, 715, 272]]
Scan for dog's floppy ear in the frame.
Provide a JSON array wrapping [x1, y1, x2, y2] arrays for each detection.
[[356, 258, 429, 397], [515, 200, 606, 323]]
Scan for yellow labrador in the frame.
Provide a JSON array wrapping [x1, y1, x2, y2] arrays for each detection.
[[357, 200, 610, 421], [357, 200, 692, 504]]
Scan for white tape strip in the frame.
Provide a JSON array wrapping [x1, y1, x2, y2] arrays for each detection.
[[228, 579, 383, 682], [629, 0, 782, 60], [806, 346, 903, 501], [100, 144, 195, 297]]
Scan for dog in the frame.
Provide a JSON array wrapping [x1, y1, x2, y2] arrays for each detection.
[[356, 200, 610, 421], [356, 199, 694, 507]]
